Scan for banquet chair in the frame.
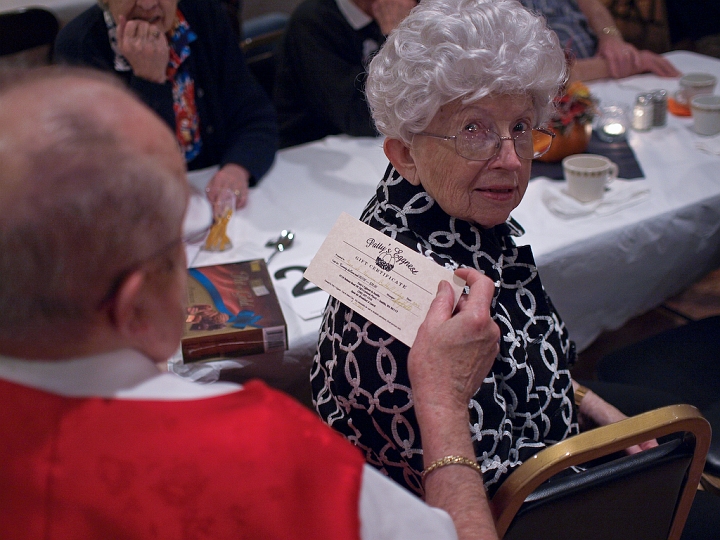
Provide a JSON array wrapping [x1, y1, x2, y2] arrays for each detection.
[[0, 8, 60, 65], [491, 404, 710, 540], [240, 12, 289, 98]]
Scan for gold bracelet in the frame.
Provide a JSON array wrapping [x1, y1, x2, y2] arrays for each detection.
[[574, 384, 589, 408], [421, 455, 483, 482], [601, 25, 622, 38]]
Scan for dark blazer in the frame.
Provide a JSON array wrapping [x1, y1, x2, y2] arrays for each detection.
[[274, 0, 383, 148]]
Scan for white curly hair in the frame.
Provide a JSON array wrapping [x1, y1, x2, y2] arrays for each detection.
[[365, 0, 568, 144]]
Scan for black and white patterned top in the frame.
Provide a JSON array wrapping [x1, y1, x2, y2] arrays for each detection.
[[311, 165, 579, 497]]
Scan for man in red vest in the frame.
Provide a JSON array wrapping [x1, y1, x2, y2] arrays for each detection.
[[0, 67, 499, 540]]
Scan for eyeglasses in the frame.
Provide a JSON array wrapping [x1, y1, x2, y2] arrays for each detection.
[[415, 126, 555, 160]]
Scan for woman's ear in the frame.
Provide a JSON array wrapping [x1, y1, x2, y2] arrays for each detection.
[[384, 137, 421, 186]]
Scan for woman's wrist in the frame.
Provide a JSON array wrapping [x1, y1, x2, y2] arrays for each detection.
[[600, 25, 622, 39], [415, 398, 474, 458], [574, 383, 589, 408], [422, 455, 483, 484], [569, 57, 610, 82], [132, 68, 167, 84]]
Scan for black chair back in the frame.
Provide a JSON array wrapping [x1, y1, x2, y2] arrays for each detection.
[[504, 438, 692, 540], [491, 405, 711, 540], [0, 8, 60, 62], [240, 13, 288, 99]]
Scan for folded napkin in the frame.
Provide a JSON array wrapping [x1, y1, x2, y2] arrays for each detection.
[[695, 134, 720, 156], [542, 179, 650, 219]]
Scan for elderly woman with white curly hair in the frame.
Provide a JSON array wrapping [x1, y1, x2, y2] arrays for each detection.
[[311, 0, 647, 499]]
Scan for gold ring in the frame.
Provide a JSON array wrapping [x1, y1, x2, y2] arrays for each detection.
[[233, 190, 241, 197], [152, 30, 160, 38]]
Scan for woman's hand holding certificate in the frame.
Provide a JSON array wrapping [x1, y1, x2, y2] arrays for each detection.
[[304, 212, 466, 346]]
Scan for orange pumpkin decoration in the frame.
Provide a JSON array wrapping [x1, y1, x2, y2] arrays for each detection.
[[535, 122, 592, 163]]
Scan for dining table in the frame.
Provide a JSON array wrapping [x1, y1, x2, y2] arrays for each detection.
[[513, 50, 720, 353], [172, 50, 720, 404]]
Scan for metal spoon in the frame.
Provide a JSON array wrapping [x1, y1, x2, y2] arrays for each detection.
[[266, 230, 295, 263]]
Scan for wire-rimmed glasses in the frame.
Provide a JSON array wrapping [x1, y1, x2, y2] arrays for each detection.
[[415, 126, 555, 161]]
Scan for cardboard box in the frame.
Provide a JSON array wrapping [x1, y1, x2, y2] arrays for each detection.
[[182, 259, 287, 363]]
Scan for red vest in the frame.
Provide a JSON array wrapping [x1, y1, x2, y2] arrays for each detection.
[[0, 378, 364, 539]]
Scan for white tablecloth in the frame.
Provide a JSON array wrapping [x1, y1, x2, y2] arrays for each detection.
[[175, 51, 720, 391], [513, 50, 720, 350], [174, 136, 386, 390]]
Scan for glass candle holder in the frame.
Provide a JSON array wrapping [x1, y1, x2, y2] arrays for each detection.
[[596, 103, 630, 142]]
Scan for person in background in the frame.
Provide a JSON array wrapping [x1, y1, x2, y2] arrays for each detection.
[[519, 0, 680, 81], [55, 0, 277, 209], [0, 66, 499, 540], [274, 0, 416, 148]]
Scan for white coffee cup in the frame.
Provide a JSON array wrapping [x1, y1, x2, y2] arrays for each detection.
[[562, 154, 619, 203], [676, 73, 717, 105], [691, 95, 720, 136]]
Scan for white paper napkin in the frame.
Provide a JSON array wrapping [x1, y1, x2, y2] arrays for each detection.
[[542, 179, 650, 219], [695, 134, 720, 156]]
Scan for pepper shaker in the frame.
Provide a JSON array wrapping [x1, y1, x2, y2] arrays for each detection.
[[632, 93, 654, 131], [651, 89, 668, 127]]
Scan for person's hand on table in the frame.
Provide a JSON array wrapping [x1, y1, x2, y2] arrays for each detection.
[[597, 36, 680, 79], [116, 15, 169, 84], [206, 163, 251, 210], [409, 267, 499, 413], [637, 50, 681, 78], [573, 380, 659, 455], [597, 35, 641, 79], [372, 0, 417, 36]]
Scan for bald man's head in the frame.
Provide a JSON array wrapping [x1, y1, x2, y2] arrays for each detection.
[[0, 67, 185, 191], [0, 67, 188, 337]]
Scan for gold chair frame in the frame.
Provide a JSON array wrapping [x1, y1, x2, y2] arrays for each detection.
[[491, 404, 711, 539]]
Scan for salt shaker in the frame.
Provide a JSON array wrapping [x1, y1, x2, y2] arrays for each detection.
[[632, 93, 653, 131]]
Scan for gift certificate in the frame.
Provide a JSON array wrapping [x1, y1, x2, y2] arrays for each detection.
[[304, 212, 465, 346]]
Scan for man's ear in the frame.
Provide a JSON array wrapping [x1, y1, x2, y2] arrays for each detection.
[[111, 270, 149, 340], [109, 266, 183, 363], [384, 137, 421, 186]]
